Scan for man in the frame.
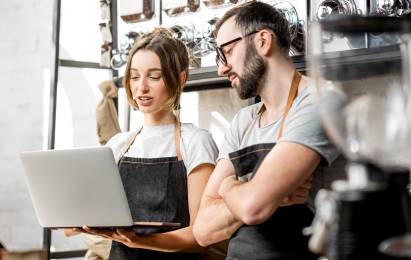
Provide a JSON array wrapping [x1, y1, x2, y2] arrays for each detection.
[[193, 2, 340, 259]]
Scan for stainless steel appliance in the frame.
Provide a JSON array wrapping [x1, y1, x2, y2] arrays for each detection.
[[370, 0, 411, 16], [307, 16, 411, 259], [264, 0, 307, 56], [309, 0, 368, 51], [368, 0, 411, 48]]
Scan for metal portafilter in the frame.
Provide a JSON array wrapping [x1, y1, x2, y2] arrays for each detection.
[[110, 29, 146, 70], [192, 17, 218, 58], [264, 1, 305, 55], [316, 0, 359, 20], [314, 0, 364, 48], [375, 0, 411, 17], [169, 22, 203, 68]]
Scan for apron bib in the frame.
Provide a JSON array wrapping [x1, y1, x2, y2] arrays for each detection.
[[109, 123, 198, 260], [226, 72, 318, 260]]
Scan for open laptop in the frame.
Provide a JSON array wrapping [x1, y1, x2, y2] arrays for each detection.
[[20, 146, 181, 229]]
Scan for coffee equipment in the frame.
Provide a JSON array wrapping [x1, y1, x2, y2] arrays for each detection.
[[192, 17, 218, 58], [111, 28, 146, 69], [370, 0, 411, 16], [119, 0, 155, 23], [162, 0, 200, 16], [202, 0, 239, 8], [307, 16, 411, 259], [264, 0, 306, 55], [368, 0, 411, 48], [310, 0, 367, 52]]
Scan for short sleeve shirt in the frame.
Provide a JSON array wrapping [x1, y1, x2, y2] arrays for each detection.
[[219, 85, 339, 164], [107, 123, 218, 175], [218, 85, 342, 208]]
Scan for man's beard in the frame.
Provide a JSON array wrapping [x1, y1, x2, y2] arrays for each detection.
[[235, 42, 266, 99]]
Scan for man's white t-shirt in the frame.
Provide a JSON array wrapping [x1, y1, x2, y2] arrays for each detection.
[[218, 85, 344, 209]]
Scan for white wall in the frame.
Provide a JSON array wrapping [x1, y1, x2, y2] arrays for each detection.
[[0, 0, 54, 250], [0, 0, 247, 250]]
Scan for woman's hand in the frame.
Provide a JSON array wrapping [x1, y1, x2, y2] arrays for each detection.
[[74, 226, 143, 248]]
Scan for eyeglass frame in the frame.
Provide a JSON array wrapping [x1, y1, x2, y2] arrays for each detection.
[[215, 30, 260, 67]]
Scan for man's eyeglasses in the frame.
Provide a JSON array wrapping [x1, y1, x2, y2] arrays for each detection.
[[215, 30, 259, 67]]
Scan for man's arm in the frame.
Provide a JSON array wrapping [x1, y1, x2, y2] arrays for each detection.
[[219, 142, 321, 226], [193, 159, 243, 247]]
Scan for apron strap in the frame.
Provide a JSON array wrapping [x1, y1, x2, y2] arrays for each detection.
[[277, 71, 302, 139], [118, 120, 183, 163], [240, 71, 302, 143], [174, 121, 183, 161], [240, 103, 265, 143], [116, 127, 142, 165]]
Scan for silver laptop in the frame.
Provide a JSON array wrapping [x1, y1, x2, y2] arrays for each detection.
[[20, 146, 180, 229]]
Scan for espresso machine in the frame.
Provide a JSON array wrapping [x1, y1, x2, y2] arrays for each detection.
[[307, 16, 411, 259]]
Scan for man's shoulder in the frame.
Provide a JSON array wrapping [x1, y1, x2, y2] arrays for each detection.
[[296, 84, 315, 104]]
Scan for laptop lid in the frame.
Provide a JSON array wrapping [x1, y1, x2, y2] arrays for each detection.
[[20, 146, 134, 228]]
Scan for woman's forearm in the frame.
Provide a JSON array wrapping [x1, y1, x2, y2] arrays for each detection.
[[130, 226, 206, 253]]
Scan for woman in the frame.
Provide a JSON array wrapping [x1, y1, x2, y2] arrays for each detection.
[[78, 28, 218, 259]]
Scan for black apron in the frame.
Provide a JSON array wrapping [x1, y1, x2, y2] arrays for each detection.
[[109, 123, 198, 260], [226, 72, 318, 260]]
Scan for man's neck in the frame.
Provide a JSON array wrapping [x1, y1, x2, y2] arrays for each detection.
[[258, 57, 297, 125]]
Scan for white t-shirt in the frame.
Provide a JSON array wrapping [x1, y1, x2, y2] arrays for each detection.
[[218, 85, 343, 209], [106, 123, 218, 175], [218, 85, 339, 165]]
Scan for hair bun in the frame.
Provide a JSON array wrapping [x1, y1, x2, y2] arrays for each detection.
[[151, 27, 173, 38]]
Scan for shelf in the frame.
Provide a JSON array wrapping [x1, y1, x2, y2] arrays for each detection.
[[50, 249, 87, 259], [185, 66, 227, 91], [59, 60, 112, 70], [184, 54, 307, 91], [314, 44, 402, 81]]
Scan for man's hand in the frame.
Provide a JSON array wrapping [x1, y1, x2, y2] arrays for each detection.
[[219, 174, 312, 207], [280, 176, 312, 206], [218, 175, 239, 198]]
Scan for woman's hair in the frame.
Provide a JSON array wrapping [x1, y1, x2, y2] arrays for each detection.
[[123, 27, 189, 110]]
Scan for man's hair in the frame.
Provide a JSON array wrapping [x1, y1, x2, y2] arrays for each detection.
[[123, 27, 189, 110], [214, 1, 291, 55]]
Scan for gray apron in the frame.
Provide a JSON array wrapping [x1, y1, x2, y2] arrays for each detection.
[[109, 123, 198, 260], [226, 72, 319, 260]]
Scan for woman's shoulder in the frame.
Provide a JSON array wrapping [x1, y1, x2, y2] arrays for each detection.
[[181, 123, 211, 135], [180, 123, 214, 143], [106, 131, 134, 150]]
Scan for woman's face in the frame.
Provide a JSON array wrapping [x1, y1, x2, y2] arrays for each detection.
[[129, 50, 170, 115]]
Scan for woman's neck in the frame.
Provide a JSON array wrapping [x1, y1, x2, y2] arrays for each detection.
[[144, 110, 176, 126]]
